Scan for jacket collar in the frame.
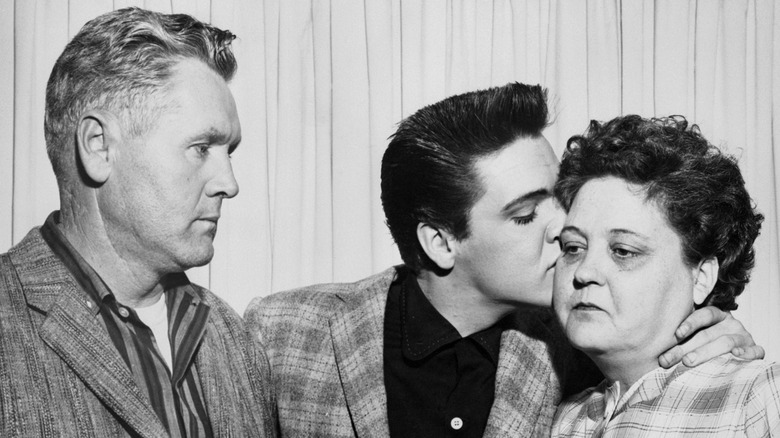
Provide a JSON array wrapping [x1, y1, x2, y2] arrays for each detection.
[[329, 266, 399, 438], [328, 266, 566, 438], [9, 226, 169, 438], [484, 308, 564, 437], [194, 292, 276, 437]]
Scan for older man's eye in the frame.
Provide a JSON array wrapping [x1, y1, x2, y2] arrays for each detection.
[[190, 144, 210, 158]]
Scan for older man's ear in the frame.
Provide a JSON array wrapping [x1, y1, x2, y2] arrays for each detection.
[[693, 257, 719, 306], [76, 111, 119, 185]]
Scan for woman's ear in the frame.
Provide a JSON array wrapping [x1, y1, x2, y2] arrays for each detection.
[[417, 223, 456, 270], [75, 110, 119, 184], [693, 257, 719, 306]]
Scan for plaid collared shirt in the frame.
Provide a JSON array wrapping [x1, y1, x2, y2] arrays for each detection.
[[553, 355, 780, 437], [41, 213, 213, 437]]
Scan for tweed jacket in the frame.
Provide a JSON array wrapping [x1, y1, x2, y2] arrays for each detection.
[[245, 266, 581, 437], [0, 227, 278, 438]]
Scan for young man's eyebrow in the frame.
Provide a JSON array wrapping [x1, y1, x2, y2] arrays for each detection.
[[501, 189, 552, 214]]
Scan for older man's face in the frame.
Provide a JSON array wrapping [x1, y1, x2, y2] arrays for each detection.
[[97, 58, 241, 275]]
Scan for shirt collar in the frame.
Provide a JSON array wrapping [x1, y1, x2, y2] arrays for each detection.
[[39, 211, 200, 314], [400, 273, 502, 363], [40, 211, 113, 315], [586, 363, 697, 422]]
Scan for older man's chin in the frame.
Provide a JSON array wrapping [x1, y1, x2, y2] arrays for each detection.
[[175, 242, 216, 273]]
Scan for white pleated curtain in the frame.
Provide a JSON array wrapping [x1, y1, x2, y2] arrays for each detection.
[[1, 0, 778, 360]]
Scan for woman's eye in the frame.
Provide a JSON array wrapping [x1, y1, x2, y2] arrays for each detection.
[[560, 242, 585, 256], [612, 246, 637, 258]]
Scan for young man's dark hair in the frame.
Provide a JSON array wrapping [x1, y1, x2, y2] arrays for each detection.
[[381, 82, 549, 272]]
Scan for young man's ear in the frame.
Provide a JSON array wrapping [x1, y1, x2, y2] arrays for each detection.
[[75, 110, 120, 184], [417, 223, 456, 270], [693, 257, 719, 306]]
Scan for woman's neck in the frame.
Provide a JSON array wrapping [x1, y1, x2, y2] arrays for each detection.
[[590, 350, 662, 389]]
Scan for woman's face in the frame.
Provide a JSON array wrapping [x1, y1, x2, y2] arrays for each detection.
[[553, 177, 699, 361]]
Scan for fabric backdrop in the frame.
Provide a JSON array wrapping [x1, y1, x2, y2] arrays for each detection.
[[1, 0, 778, 360]]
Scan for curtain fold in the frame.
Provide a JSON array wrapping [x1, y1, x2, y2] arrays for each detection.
[[2, 0, 778, 360], [0, 1, 13, 251]]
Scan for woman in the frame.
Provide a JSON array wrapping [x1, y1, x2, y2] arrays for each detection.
[[551, 115, 779, 437]]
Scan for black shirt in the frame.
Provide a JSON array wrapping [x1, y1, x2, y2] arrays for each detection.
[[384, 269, 503, 437]]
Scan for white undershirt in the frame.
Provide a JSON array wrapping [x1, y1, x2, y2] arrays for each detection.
[[134, 294, 173, 371]]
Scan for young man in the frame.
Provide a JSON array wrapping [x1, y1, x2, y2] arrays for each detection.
[[245, 83, 759, 437], [0, 8, 276, 437]]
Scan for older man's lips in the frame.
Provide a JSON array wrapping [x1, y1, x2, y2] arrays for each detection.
[[199, 215, 220, 224]]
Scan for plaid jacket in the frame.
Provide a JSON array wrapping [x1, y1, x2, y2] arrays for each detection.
[[0, 227, 278, 438], [245, 266, 583, 437]]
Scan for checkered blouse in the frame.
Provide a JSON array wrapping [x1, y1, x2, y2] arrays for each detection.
[[553, 355, 780, 437]]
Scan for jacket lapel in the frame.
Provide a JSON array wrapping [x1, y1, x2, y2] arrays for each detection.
[[329, 268, 397, 438], [483, 310, 563, 437], [12, 230, 168, 438], [195, 316, 233, 436]]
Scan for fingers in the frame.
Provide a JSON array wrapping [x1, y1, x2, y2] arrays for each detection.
[[680, 334, 741, 367], [732, 344, 766, 361], [674, 306, 727, 341], [658, 345, 687, 369], [659, 333, 743, 368], [659, 307, 761, 369]]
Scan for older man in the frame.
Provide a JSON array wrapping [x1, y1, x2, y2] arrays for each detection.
[[245, 83, 761, 437], [0, 8, 275, 437]]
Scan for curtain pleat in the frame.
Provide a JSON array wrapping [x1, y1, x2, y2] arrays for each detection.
[[0, 1, 14, 251], [2, 0, 779, 360]]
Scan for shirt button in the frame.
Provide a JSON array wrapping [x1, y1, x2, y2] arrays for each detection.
[[450, 417, 463, 430], [118, 307, 129, 318], [85, 300, 93, 309]]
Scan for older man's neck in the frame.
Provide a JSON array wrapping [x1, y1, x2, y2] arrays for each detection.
[[58, 206, 166, 308], [416, 269, 514, 338]]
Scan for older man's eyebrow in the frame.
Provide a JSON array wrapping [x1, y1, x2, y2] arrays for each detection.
[[184, 128, 242, 153], [183, 128, 223, 143], [501, 189, 552, 214]]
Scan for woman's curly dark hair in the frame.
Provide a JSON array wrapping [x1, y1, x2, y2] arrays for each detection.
[[554, 115, 763, 311]]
